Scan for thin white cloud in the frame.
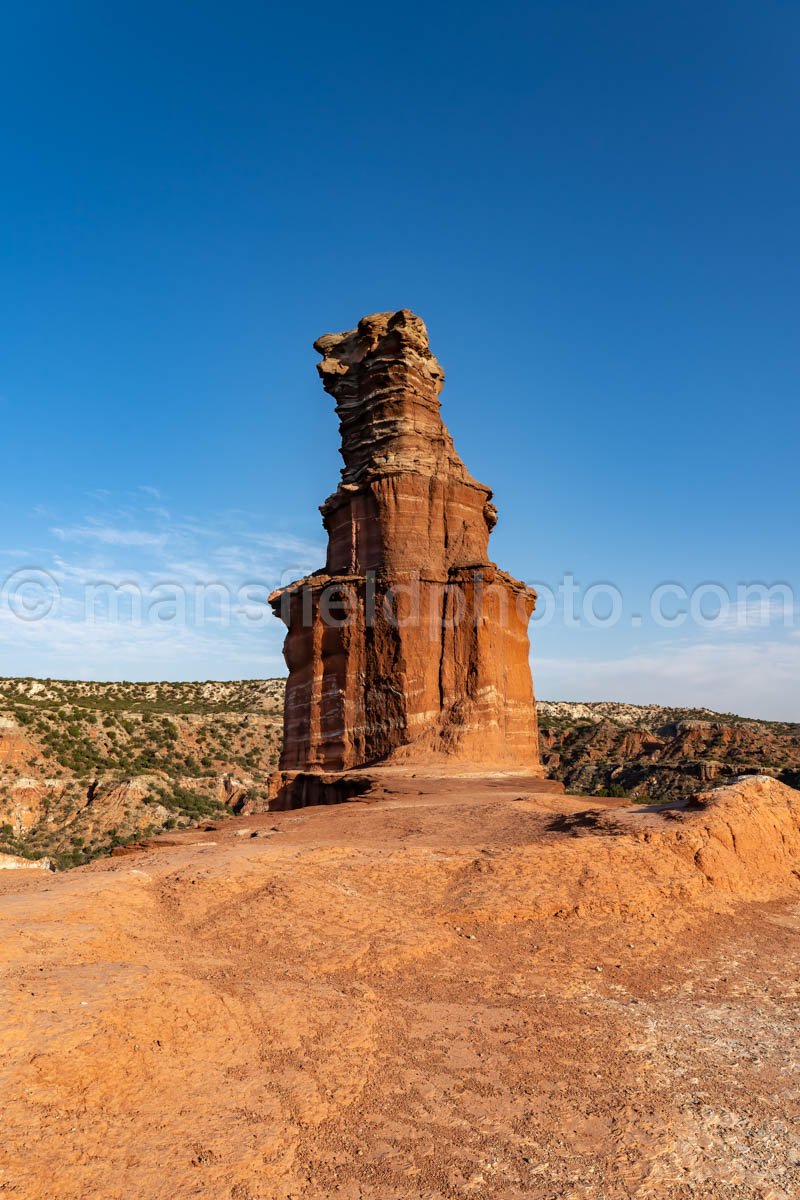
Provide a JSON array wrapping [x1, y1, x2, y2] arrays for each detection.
[[243, 530, 324, 557], [51, 525, 169, 548], [0, 494, 299, 680], [0, 589, 287, 681], [536, 638, 800, 722], [711, 589, 797, 632]]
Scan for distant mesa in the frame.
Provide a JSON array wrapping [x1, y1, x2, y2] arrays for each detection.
[[269, 310, 557, 803]]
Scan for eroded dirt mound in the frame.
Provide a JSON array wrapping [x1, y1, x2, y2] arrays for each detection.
[[1, 776, 799, 1199], [663, 775, 800, 896], [552, 775, 800, 904]]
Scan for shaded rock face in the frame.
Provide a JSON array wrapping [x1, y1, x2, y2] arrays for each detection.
[[270, 310, 543, 774]]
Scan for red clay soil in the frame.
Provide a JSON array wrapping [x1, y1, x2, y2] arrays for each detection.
[[1, 774, 799, 1199]]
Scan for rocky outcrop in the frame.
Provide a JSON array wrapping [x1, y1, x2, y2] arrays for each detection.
[[270, 310, 544, 778], [218, 773, 281, 814], [0, 777, 55, 837], [82, 776, 171, 832], [0, 851, 53, 871]]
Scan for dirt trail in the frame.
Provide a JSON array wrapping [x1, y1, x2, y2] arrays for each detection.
[[1, 776, 799, 1199]]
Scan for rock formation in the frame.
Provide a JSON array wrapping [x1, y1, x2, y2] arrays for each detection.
[[269, 310, 546, 781]]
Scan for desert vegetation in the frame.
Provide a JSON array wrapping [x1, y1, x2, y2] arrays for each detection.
[[0, 678, 284, 869]]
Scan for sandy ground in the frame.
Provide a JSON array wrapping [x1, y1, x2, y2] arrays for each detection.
[[1, 776, 799, 1199]]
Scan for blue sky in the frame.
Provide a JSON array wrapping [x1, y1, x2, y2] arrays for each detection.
[[1, 1, 798, 718]]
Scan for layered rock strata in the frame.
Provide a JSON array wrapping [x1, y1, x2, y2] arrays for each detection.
[[269, 310, 545, 778]]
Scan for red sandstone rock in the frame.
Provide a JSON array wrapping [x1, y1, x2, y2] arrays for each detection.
[[270, 310, 544, 776]]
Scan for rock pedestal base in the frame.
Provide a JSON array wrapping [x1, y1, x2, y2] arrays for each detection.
[[270, 767, 565, 812]]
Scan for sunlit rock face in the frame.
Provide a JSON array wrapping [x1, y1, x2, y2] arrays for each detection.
[[270, 310, 543, 775]]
